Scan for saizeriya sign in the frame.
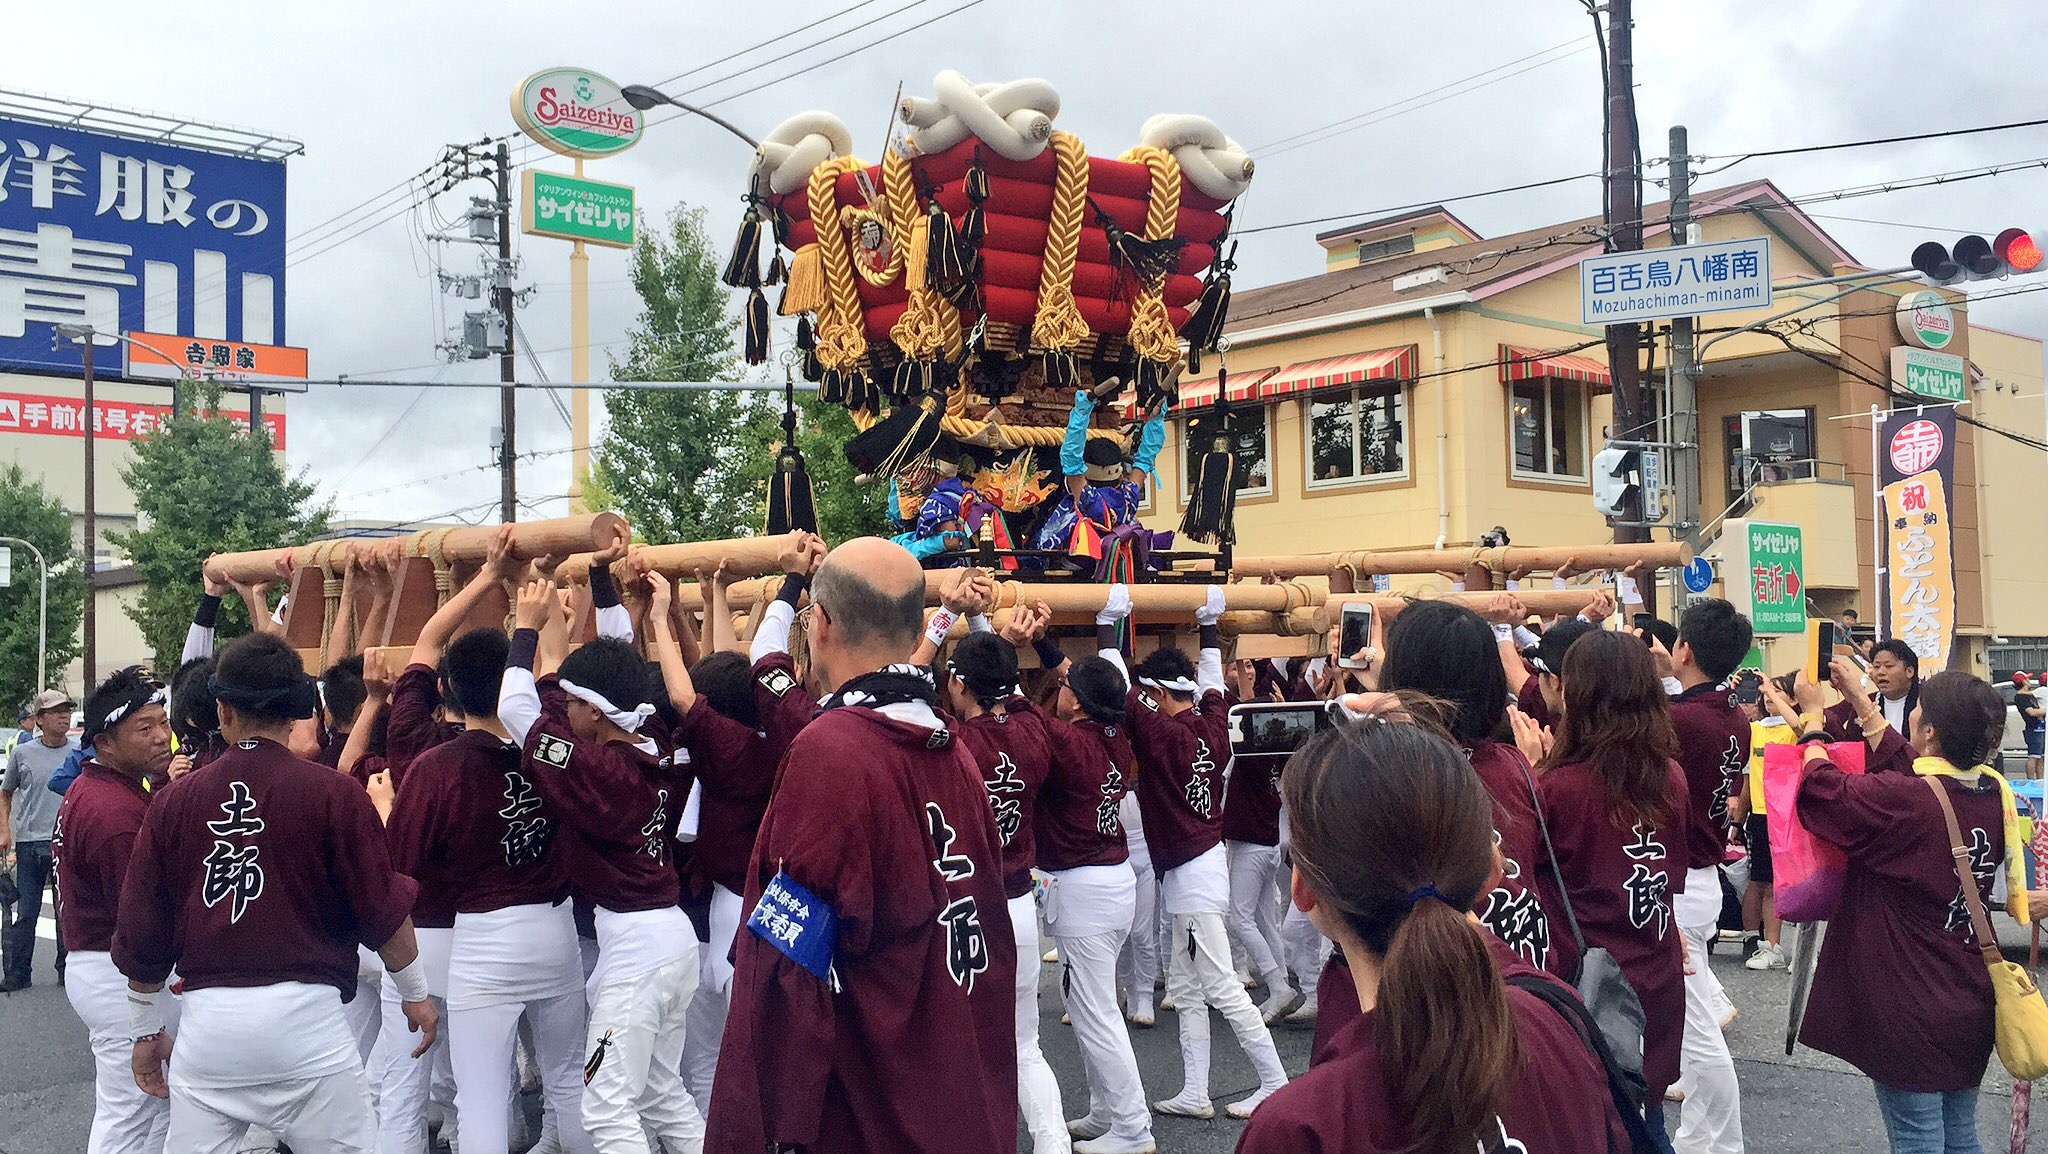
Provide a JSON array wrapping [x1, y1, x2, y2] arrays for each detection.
[[511, 68, 643, 160]]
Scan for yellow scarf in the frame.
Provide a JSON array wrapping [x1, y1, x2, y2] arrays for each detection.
[[1914, 756, 2031, 925]]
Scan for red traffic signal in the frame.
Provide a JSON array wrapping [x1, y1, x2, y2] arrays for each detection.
[[1912, 230, 2044, 284]]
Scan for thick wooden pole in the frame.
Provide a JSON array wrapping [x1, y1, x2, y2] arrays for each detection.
[[206, 513, 628, 584], [1312, 588, 1605, 631], [557, 535, 792, 585], [1235, 542, 1691, 580]]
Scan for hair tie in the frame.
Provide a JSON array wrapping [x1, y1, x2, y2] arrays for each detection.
[[1405, 884, 1450, 910]]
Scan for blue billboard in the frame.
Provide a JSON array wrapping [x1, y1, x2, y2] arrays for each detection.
[[0, 115, 288, 377]]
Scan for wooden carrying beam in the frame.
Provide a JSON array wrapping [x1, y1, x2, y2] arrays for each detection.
[[1235, 542, 1691, 580], [206, 514, 631, 585], [1311, 588, 1605, 631], [557, 535, 793, 585]]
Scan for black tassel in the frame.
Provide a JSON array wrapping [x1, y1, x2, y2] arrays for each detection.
[[765, 375, 818, 535], [926, 198, 964, 287], [721, 205, 762, 289], [1181, 248, 1236, 372], [765, 250, 787, 287], [795, 317, 823, 382], [958, 162, 989, 269], [743, 286, 770, 365], [889, 358, 926, 401], [1180, 394, 1239, 546], [846, 394, 943, 476], [848, 371, 878, 415], [1042, 349, 1078, 392], [819, 367, 845, 406]]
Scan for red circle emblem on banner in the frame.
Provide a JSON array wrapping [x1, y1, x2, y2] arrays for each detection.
[[1888, 418, 1944, 475]]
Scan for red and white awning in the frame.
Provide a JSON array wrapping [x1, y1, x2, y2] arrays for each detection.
[[1243, 346, 1418, 401], [1171, 366, 1276, 410], [1499, 344, 1610, 386]]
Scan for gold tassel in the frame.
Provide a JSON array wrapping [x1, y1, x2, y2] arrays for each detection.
[[780, 244, 826, 316], [904, 214, 931, 294]]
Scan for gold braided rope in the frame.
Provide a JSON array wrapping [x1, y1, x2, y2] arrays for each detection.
[[1030, 131, 1091, 353], [848, 408, 1120, 448], [414, 528, 455, 602], [880, 150, 963, 363], [1117, 144, 1184, 367], [807, 156, 869, 371]]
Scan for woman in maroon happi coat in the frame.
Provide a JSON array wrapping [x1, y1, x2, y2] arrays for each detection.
[[1237, 695, 1627, 1154], [1530, 629, 1691, 1108]]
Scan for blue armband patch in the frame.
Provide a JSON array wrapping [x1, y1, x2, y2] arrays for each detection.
[[748, 870, 838, 983]]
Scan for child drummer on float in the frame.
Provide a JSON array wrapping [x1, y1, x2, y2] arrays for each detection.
[[1033, 375, 1172, 581]]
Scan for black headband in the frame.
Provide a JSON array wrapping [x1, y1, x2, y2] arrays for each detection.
[[208, 672, 320, 722]]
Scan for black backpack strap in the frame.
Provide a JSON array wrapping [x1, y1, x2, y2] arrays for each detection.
[[1514, 754, 1588, 965], [1507, 974, 1661, 1154]]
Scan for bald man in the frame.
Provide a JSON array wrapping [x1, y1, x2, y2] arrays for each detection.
[[706, 537, 1017, 1154]]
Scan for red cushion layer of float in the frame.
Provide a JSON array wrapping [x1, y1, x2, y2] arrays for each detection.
[[779, 211, 1219, 280], [978, 249, 1200, 308], [908, 142, 1234, 212]]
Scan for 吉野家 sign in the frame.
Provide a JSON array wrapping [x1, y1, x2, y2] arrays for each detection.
[[1722, 519, 1804, 635], [1580, 236, 1773, 326], [511, 69, 644, 160], [0, 116, 289, 377], [521, 171, 635, 249], [122, 330, 308, 384], [1891, 347, 1966, 404]]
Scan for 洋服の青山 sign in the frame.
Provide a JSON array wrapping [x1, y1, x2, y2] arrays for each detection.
[[0, 389, 283, 448], [1877, 405, 1958, 671], [511, 69, 643, 160]]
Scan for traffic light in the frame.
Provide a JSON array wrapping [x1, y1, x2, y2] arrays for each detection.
[[1910, 229, 2044, 285], [1592, 445, 1640, 520]]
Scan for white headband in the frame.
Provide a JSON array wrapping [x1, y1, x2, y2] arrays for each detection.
[[1139, 675, 1200, 694], [97, 686, 167, 734], [558, 678, 657, 734]]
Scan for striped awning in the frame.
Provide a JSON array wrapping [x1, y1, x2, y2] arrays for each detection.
[[1499, 344, 1610, 386], [1246, 345, 1418, 400], [1171, 366, 1277, 410]]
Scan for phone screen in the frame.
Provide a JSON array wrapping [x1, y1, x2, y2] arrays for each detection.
[[1228, 702, 1332, 758], [1338, 605, 1372, 669]]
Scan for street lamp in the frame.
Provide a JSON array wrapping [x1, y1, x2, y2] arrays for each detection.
[[51, 323, 100, 690], [0, 537, 49, 693], [620, 84, 760, 150]]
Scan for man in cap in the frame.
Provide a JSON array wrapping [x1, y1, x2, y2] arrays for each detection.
[[2, 687, 77, 990]]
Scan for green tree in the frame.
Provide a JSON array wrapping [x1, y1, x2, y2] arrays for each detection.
[[110, 382, 331, 668], [0, 465, 85, 697], [591, 204, 889, 544]]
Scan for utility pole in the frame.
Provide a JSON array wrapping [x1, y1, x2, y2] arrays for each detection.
[[494, 140, 517, 524], [1599, 0, 1653, 609], [52, 325, 98, 690], [1666, 125, 1701, 565]]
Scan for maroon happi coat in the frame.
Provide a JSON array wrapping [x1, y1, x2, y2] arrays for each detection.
[[1034, 708, 1133, 873], [706, 703, 1017, 1154], [1530, 758, 1689, 1100], [1221, 740, 1282, 847], [387, 728, 570, 916], [113, 737, 417, 999], [1238, 932, 1629, 1154], [385, 663, 462, 787], [55, 760, 159, 953], [1668, 682, 1751, 871], [1126, 687, 1230, 875], [1467, 740, 1573, 980], [674, 652, 814, 897], [1797, 760, 2005, 1091], [520, 675, 685, 913], [954, 698, 1054, 899], [1825, 700, 1918, 776]]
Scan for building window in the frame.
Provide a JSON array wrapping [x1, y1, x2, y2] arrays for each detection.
[[1510, 380, 1587, 481], [1307, 384, 1408, 487], [1181, 408, 1272, 499], [1355, 234, 1416, 264]]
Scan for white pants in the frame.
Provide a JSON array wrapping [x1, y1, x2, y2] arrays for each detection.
[[169, 1069, 375, 1154], [1226, 841, 1287, 982], [1165, 913, 1288, 1102], [1676, 872, 1745, 1154], [65, 952, 171, 1154], [345, 948, 382, 1067], [369, 982, 450, 1154], [1056, 927, 1151, 1143], [1118, 861, 1159, 1004], [452, 993, 593, 1154], [583, 952, 703, 1154], [679, 884, 743, 1109], [1010, 894, 1070, 1154], [1282, 905, 1329, 996]]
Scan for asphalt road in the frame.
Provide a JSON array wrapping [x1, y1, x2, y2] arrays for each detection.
[[3, 910, 2047, 1153]]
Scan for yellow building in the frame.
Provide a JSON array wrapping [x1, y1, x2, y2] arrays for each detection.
[[1143, 181, 2048, 673]]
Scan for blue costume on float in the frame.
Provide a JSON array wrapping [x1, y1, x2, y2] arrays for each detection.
[[1034, 389, 1168, 577], [891, 476, 972, 563]]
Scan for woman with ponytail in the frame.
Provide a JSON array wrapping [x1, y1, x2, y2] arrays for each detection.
[[1238, 696, 1627, 1153], [1779, 670, 2027, 1154], [1531, 629, 1690, 1108]]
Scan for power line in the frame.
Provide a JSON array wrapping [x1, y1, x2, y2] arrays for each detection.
[[643, 0, 899, 91], [1694, 114, 2048, 174], [1252, 40, 1595, 159], [1235, 170, 1603, 236]]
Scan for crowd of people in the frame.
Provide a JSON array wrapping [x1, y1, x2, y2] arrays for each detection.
[[5, 529, 2038, 1154]]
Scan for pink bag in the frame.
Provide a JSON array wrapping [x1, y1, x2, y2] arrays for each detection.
[[1763, 741, 1866, 922]]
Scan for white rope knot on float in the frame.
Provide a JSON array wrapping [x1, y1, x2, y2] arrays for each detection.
[[1139, 114, 1255, 202], [900, 71, 1060, 162], [749, 111, 856, 195]]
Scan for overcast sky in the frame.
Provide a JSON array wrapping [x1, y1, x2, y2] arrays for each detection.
[[12, 0, 2048, 525]]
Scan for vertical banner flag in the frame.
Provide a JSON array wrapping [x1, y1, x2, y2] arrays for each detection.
[[1877, 405, 1958, 671]]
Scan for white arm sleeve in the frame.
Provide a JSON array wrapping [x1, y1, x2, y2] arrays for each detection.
[[749, 599, 797, 663], [595, 604, 634, 644], [498, 667, 542, 748], [1099, 646, 1129, 684], [1197, 646, 1226, 696], [181, 621, 214, 664]]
